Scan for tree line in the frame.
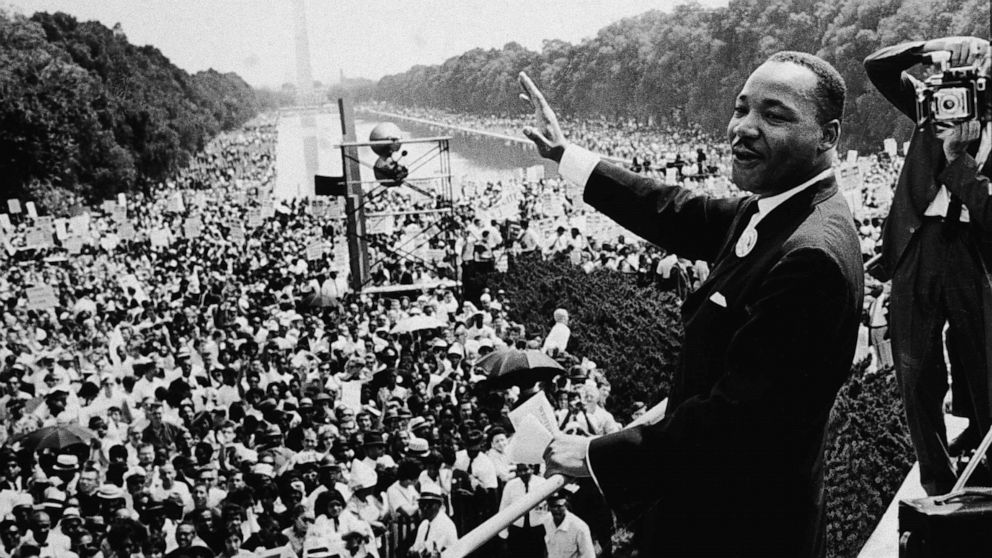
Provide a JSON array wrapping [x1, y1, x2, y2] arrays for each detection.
[[372, 0, 989, 151], [0, 10, 259, 205]]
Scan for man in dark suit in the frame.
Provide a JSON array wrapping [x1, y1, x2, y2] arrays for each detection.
[[523, 51, 864, 557], [864, 36, 992, 496]]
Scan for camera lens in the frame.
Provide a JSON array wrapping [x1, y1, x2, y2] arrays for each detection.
[[942, 98, 959, 111]]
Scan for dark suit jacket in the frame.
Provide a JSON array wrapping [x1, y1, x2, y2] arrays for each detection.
[[864, 40, 992, 280], [582, 161, 864, 557]]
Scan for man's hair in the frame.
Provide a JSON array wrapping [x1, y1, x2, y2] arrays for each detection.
[[766, 51, 846, 124]]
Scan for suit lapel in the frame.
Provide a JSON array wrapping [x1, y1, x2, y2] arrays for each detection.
[[696, 178, 837, 292]]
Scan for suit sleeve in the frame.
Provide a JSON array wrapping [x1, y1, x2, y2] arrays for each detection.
[[863, 41, 927, 121], [587, 247, 857, 517], [940, 154, 992, 229], [582, 161, 743, 262]]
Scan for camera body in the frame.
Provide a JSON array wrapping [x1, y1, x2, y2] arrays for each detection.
[[915, 53, 992, 127]]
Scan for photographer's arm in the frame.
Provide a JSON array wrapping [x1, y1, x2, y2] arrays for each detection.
[[865, 37, 989, 121], [939, 121, 992, 227], [863, 41, 927, 120]]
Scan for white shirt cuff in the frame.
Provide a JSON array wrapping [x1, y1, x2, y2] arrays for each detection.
[[558, 145, 600, 187], [583, 437, 605, 495]]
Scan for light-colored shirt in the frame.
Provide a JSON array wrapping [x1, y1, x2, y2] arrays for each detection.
[[543, 512, 595, 558], [498, 475, 550, 537], [453, 450, 498, 490], [542, 323, 570, 355], [410, 512, 458, 555]]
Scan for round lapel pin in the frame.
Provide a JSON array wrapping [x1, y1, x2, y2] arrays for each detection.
[[735, 227, 757, 258]]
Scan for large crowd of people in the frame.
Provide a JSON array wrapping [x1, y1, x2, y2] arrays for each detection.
[[0, 99, 907, 558], [0, 113, 630, 558]]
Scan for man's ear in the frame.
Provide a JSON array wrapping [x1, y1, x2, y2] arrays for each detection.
[[820, 120, 840, 153]]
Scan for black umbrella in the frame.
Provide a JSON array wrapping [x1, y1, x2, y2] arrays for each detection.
[[13, 424, 96, 452], [474, 348, 564, 390]]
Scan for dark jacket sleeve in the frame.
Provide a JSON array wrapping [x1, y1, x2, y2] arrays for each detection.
[[587, 247, 857, 516], [863, 40, 927, 121], [583, 161, 744, 262], [941, 154, 992, 229]]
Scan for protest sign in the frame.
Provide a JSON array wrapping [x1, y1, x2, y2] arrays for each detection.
[[117, 221, 136, 241], [53, 219, 68, 240], [25, 227, 51, 248], [246, 209, 263, 228], [64, 236, 83, 255], [7, 199, 21, 214], [883, 138, 897, 158], [306, 241, 325, 261], [229, 225, 246, 244], [0, 214, 10, 231], [25, 202, 37, 218], [665, 167, 677, 185], [846, 150, 858, 164], [150, 229, 170, 247], [26, 284, 57, 311], [36, 216, 54, 231], [526, 165, 545, 183]]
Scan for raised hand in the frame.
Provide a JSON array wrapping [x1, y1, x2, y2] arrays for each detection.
[[937, 120, 983, 163], [923, 36, 988, 67], [519, 72, 567, 162]]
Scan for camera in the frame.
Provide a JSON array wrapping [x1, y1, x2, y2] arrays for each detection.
[[915, 51, 992, 127]]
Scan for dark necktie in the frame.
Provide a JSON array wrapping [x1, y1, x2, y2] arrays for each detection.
[[523, 479, 530, 527]]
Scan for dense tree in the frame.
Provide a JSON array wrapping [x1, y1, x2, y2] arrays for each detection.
[[373, 0, 990, 150], [0, 10, 258, 202]]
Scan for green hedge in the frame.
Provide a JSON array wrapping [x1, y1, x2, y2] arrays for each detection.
[[468, 256, 913, 557]]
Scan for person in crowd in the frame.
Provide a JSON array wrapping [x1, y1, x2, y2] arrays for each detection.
[[542, 492, 594, 558], [497, 464, 547, 557], [864, 35, 992, 495], [408, 488, 456, 558], [525, 49, 863, 557]]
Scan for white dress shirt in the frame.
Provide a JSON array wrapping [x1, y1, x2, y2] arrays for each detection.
[[410, 512, 458, 555], [543, 511, 595, 558], [498, 475, 550, 538]]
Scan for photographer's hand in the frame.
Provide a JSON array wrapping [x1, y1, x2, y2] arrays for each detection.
[[923, 36, 988, 67], [518, 72, 567, 162], [937, 121, 982, 163]]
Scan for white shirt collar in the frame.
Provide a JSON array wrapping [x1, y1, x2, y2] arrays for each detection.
[[755, 167, 835, 219]]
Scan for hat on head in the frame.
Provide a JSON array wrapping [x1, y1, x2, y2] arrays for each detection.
[[251, 463, 275, 478], [96, 484, 125, 500], [62, 507, 81, 521], [52, 454, 79, 472], [418, 486, 444, 504], [408, 417, 428, 432], [407, 437, 430, 458], [176, 347, 191, 360]]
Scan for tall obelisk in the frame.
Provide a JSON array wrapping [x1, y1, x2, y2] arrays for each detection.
[[293, 0, 318, 198]]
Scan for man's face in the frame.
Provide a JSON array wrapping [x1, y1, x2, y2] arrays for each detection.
[[32, 512, 50, 543], [549, 498, 568, 523], [200, 470, 217, 488], [177, 525, 196, 547], [193, 485, 208, 507], [78, 471, 98, 493], [727, 61, 831, 195], [138, 446, 155, 466]]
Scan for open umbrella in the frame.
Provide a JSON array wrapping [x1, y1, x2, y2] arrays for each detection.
[[473, 348, 564, 390], [390, 315, 444, 334], [301, 291, 338, 309], [13, 424, 96, 454]]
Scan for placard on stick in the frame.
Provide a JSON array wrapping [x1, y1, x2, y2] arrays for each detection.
[[26, 284, 57, 310]]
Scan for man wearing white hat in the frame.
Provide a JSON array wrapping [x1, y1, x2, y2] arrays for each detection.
[[409, 487, 456, 557]]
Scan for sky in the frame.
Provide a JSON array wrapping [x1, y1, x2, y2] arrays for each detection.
[[6, 0, 728, 88]]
